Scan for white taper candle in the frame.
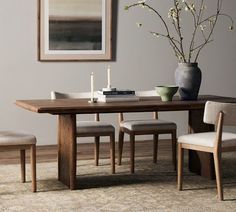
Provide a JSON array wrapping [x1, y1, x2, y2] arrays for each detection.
[[107, 65, 111, 88], [90, 72, 94, 101]]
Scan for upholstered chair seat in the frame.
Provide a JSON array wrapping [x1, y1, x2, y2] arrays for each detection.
[[178, 132, 236, 148], [0, 131, 36, 145], [77, 121, 115, 135], [0, 131, 37, 192], [120, 119, 176, 131]]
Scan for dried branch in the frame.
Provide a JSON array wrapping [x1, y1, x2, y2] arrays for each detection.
[[173, 0, 186, 62], [194, 0, 221, 61], [149, 31, 181, 44], [125, 0, 234, 63], [125, 1, 185, 61], [188, 0, 205, 62], [192, 39, 213, 51]]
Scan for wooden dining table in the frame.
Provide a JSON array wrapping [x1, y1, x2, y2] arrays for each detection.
[[15, 95, 236, 190]]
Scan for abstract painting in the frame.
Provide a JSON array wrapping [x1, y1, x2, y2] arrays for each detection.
[[39, 0, 112, 61]]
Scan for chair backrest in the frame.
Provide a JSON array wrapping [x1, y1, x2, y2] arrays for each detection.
[[51, 91, 99, 121], [119, 90, 159, 122], [204, 101, 236, 126], [51, 91, 95, 100], [135, 90, 159, 97]]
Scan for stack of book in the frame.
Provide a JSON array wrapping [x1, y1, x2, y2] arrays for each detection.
[[97, 89, 139, 102]]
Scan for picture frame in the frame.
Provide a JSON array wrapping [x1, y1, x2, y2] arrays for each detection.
[[38, 0, 112, 61]]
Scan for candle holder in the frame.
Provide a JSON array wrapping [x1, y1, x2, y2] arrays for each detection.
[[102, 86, 116, 92], [88, 98, 98, 103]]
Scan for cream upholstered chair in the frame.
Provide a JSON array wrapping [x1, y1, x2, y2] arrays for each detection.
[[0, 131, 36, 192], [118, 90, 177, 173], [51, 91, 115, 174], [177, 101, 236, 200]]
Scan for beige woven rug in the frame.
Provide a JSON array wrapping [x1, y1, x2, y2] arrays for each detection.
[[1, 153, 236, 212]]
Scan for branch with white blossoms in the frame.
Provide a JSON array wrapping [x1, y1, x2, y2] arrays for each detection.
[[125, 0, 186, 62], [150, 31, 181, 44], [124, 0, 234, 63]]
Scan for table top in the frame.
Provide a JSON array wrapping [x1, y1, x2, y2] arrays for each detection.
[[15, 95, 236, 115]]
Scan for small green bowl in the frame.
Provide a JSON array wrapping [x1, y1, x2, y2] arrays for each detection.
[[155, 85, 178, 102]]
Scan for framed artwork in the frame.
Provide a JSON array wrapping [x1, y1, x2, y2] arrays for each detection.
[[38, 0, 112, 61]]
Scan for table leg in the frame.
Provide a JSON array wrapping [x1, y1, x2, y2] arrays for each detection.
[[58, 114, 77, 189], [188, 109, 215, 179]]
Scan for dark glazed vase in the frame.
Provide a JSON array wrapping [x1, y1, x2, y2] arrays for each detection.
[[175, 63, 202, 100]]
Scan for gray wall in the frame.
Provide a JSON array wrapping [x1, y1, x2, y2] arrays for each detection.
[[0, 0, 235, 145]]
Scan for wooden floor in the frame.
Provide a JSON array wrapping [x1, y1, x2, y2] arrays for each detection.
[[0, 140, 172, 165]]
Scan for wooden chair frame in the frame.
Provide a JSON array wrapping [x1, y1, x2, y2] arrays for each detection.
[[178, 101, 236, 200], [52, 91, 115, 174], [0, 144, 36, 192], [118, 111, 177, 173]]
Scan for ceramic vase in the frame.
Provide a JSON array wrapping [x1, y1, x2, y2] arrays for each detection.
[[175, 63, 202, 100]]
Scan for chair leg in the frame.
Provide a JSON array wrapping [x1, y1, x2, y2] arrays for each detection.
[[118, 130, 124, 165], [94, 136, 100, 166], [110, 133, 115, 174], [213, 151, 223, 200], [153, 134, 158, 163], [172, 130, 177, 171], [30, 144, 37, 192], [130, 133, 135, 174], [20, 149, 26, 183], [177, 143, 184, 191]]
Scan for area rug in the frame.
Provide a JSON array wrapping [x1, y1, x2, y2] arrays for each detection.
[[1, 153, 236, 212]]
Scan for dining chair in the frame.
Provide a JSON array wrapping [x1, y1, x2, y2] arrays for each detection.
[[51, 91, 115, 174], [118, 90, 177, 173], [177, 101, 236, 200], [0, 131, 37, 192]]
